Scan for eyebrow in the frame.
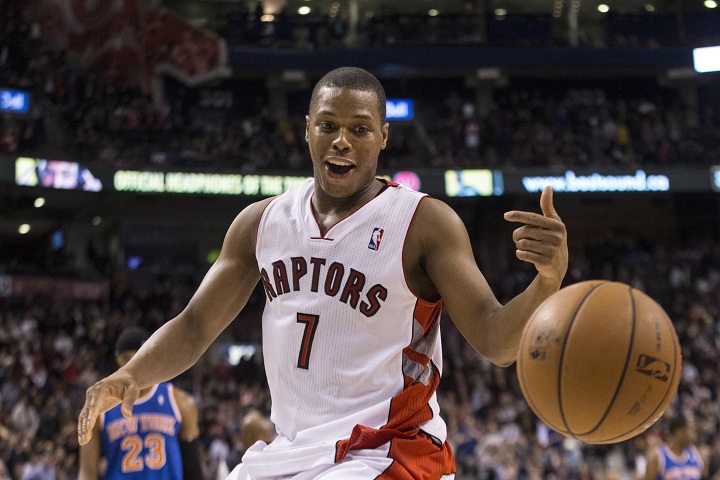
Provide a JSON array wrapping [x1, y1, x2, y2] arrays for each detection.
[[315, 110, 374, 120]]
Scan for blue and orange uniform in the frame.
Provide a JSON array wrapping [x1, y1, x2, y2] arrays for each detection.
[[655, 443, 704, 480], [100, 382, 184, 480]]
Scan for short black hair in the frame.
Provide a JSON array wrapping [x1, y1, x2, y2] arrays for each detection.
[[309, 67, 387, 123], [115, 327, 150, 355], [668, 416, 689, 435]]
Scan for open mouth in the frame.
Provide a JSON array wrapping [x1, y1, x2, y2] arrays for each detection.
[[325, 159, 355, 177]]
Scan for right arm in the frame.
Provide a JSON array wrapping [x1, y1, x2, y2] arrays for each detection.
[[79, 199, 272, 445]]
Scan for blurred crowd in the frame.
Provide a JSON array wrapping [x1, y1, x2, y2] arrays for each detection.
[[1, 5, 719, 173], [1, 238, 720, 479]]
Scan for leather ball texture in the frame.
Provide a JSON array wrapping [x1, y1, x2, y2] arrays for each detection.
[[517, 280, 681, 444]]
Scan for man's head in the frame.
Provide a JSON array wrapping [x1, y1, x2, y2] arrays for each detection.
[[114, 327, 150, 367], [667, 416, 695, 447], [309, 67, 387, 124], [306, 67, 389, 199]]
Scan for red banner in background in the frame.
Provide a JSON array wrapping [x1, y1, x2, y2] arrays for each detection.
[[9, 0, 227, 90], [0, 275, 108, 301]]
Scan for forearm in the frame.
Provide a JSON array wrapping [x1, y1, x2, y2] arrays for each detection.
[[78, 435, 100, 480], [77, 468, 98, 480], [119, 311, 212, 390], [480, 274, 562, 366]]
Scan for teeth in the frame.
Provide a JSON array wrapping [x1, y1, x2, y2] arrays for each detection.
[[326, 159, 354, 166]]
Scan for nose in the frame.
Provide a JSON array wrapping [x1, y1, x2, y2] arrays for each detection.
[[332, 128, 351, 152]]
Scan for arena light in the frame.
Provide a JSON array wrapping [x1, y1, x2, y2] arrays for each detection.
[[445, 170, 498, 197], [693, 46, 720, 73], [298, 6, 311, 15], [520, 170, 669, 193], [598, 4, 610, 13], [712, 166, 720, 191], [704, 0, 717, 8], [34, 197, 45, 208], [428, 9, 439, 16], [113, 170, 309, 196], [0, 88, 29, 113], [644, 4, 656, 12], [386, 99, 414, 120], [260, 14, 274, 22], [18, 224, 30, 234], [495, 8, 507, 16]]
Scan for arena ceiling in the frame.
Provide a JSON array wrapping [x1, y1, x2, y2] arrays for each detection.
[[167, 0, 713, 24]]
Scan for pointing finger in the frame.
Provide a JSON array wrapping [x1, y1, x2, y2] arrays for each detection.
[[503, 211, 553, 229]]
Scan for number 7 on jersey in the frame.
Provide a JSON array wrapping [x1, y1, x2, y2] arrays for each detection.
[[296, 313, 319, 369]]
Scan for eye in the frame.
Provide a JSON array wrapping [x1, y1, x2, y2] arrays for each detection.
[[319, 122, 334, 130], [355, 125, 370, 134]]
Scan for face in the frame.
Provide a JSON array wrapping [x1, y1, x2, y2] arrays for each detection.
[[306, 87, 388, 199], [40, 161, 80, 189], [672, 423, 696, 447]]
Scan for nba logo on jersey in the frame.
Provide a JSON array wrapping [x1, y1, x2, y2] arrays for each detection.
[[158, 395, 165, 406], [368, 227, 384, 251]]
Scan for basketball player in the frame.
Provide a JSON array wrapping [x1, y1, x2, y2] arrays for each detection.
[[78, 67, 568, 479], [78, 327, 202, 480], [644, 416, 706, 480]]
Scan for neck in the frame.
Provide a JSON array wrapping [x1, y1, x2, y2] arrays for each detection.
[[313, 178, 382, 214], [312, 179, 383, 235], [668, 440, 687, 456]]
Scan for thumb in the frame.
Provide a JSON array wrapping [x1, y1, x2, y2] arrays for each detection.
[[540, 185, 561, 221]]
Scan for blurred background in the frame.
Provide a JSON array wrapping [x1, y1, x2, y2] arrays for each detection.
[[0, 0, 719, 478]]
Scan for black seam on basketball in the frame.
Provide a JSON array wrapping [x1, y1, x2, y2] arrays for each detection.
[[575, 284, 637, 437], [592, 289, 680, 443], [557, 281, 607, 437], [517, 353, 570, 435], [518, 294, 571, 434]]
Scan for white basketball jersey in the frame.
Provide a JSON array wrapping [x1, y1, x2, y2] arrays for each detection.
[[249, 178, 447, 476]]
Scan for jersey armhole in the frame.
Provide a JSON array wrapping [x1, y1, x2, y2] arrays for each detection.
[[168, 384, 183, 423], [401, 194, 439, 303]]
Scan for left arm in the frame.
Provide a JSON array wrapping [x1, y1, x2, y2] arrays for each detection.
[[418, 186, 567, 366]]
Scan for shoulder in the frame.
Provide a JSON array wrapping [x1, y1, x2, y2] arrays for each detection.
[[413, 195, 461, 219], [223, 197, 275, 256], [170, 385, 200, 439], [409, 197, 468, 248], [646, 445, 661, 462], [170, 385, 197, 412], [232, 197, 275, 229]]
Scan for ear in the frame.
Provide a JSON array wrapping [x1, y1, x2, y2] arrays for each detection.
[[380, 122, 389, 150], [305, 115, 310, 142]]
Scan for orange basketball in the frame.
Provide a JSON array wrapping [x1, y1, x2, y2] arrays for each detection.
[[517, 280, 681, 444]]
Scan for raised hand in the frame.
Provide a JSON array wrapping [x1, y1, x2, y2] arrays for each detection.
[[503, 185, 568, 286]]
